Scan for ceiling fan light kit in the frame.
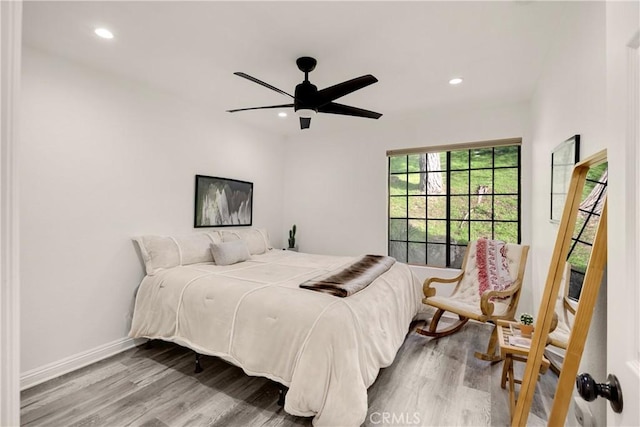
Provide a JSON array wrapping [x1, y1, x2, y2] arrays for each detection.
[[227, 56, 382, 130], [295, 109, 316, 119]]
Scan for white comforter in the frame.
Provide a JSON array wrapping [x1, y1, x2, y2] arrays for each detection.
[[129, 250, 424, 426]]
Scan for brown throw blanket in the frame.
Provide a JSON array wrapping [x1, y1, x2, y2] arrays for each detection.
[[300, 254, 395, 297]]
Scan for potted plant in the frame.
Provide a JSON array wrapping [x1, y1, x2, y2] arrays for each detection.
[[287, 224, 297, 251], [519, 313, 534, 337]]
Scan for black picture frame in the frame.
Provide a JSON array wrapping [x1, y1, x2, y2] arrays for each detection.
[[550, 135, 580, 223], [194, 175, 253, 227]]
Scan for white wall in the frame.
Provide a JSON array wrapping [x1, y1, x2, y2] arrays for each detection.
[[19, 47, 285, 375], [529, 3, 607, 425], [282, 102, 533, 311]]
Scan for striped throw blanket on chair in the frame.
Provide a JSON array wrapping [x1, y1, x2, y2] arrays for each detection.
[[476, 238, 513, 297]]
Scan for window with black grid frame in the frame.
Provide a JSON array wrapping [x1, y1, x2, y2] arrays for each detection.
[[388, 144, 521, 268]]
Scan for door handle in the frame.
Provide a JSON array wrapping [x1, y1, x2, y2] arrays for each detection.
[[576, 373, 623, 413]]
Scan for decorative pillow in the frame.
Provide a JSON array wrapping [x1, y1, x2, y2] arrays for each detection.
[[210, 240, 251, 266], [134, 231, 222, 275], [220, 228, 271, 255]]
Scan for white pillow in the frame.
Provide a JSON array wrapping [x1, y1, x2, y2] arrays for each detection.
[[220, 228, 271, 255], [134, 232, 222, 275], [210, 240, 251, 266]]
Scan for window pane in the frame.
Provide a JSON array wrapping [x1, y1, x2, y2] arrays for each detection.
[[573, 213, 600, 244], [389, 219, 407, 241], [450, 150, 469, 169], [423, 152, 446, 172], [389, 174, 408, 195], [450, 171, 469, 195], [471, 221, 493, 240], [581, 180, 607, 205], [470, 169, 493, 192], [568, 269, 585, 301], [408, 219, 426, 242], [494, 195, 519, 221], [408, 173, 426, 195], [390, 156, 407, 173], [427, 171, 446, 195], [471, 148, 493, 169], [470, 195, 492, 220], [389, 241, 407, 263], [427, 196, 446, 219], [493, 168, 518, 194], [389, 197, 407, 218], [408, 154, 422, 172], [567, 241, 593, 274], [450, 220, 469, 245], [450, 244, 467, 269], [494, 145, 519, 167], [427, 243, 446, 267], [494, 222, 518, 243], [450, 195, 470, 220], [408, 196, 426, 218], [427, 220, 447, 243], [408, 242, 426, 264]]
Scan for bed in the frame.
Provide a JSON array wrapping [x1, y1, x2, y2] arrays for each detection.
[[129, 229, 426, 426]]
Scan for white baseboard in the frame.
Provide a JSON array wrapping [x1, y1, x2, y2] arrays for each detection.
[[20, 336, 143, 390]]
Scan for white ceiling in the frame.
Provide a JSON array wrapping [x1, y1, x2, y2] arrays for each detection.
[[22, 1, 569, 137]]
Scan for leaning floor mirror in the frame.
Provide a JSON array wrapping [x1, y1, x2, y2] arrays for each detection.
[[512, 149, 608, 425]]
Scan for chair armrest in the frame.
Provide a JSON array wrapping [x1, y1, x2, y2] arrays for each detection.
[[480, 279, 522, 316], [423, 272, 464, 298], [563, 296, 577, 315]]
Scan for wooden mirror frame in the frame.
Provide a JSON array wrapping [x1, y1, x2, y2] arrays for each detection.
[[512, 149, 608, 425]]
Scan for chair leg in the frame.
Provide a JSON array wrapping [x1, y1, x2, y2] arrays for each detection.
[[549, 360, 561, 376], [501, 355, 512, 389], [474, 323, 502, 362], [416, 309, 469, 338]]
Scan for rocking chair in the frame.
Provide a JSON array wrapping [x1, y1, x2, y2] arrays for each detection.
[[416, 239, 530, 361]]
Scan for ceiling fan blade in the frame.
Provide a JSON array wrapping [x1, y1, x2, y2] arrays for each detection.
[[300, 117, 311, 129], [226, 103, 293, 113], [233, 72, 295, 99], [318, 102, 382, 119], [316, 75, 378, 105]]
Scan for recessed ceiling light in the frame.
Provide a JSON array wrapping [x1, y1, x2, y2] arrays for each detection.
[[94, 28, 114, 39], [449, 77, 463, 85], [278, 112, 287, 118]]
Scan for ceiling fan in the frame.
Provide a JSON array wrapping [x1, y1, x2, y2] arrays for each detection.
[[227, 56, 382, 130]]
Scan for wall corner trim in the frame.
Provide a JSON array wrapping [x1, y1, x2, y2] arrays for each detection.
[[20, 337, 143, 391], [1, 0, 23, 425]]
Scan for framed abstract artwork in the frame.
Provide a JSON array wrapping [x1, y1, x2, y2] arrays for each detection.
[[194, 175, 253, 227], [550, 135, 580, 223]]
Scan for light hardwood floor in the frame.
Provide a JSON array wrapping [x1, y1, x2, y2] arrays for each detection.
[[21, 320, 557, 426]]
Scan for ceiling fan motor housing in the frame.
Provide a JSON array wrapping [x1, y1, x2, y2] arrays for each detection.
[[294, 81, 318, 113]]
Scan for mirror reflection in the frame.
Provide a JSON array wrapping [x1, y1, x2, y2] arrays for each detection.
[[566, 162, 608, 301], [545, 162, 608, 376]]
